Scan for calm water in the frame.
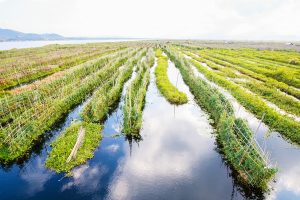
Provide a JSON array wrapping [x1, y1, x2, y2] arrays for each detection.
[[0, 39, 136, 50], [1, 58, 300, 199]]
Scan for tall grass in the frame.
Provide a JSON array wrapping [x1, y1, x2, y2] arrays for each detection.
[[82, 49, 147, 123], [123, 48, 155, 137]]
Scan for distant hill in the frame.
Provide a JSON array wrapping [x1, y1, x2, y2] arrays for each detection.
[[0, 28, 65, 41]]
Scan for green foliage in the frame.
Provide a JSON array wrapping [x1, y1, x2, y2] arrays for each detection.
[[165, 47, 276, 191], [45, 122, 102, 174], [184, 50, 300, 116], [45, 49, 147, 173], [155, 49, 187, 104], [0, 44, 125, 90], [0, 48, 133, 126], [189, 57, 300, 145], [82, 49, 145, 123], [194, 50, 300, 99], [199, 49, 300, 88], [218, 115, 277, 190], [123, 49, 154, 136], [0, 49, 136, 162]]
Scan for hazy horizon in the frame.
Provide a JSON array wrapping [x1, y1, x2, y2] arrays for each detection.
[[0, 0, 299, 41]]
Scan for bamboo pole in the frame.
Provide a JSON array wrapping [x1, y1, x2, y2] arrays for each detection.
[[66, 126, 85, 163]]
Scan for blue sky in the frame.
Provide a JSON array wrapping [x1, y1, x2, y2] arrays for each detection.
[[0, 0, 299, 40]]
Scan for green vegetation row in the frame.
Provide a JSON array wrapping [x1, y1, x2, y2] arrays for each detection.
[[0, 43, 127, 90], [165, 47, 276, 191], [174, 42, 300, 68], [0, 49, 137, 163], [178, 45, 300, 99], [123, 49, 155, 137], [0, 48, 133, 126], [206, 48, 300, 70], [199, 49, 300, 88], [216, 48, 300, 67], [82, 49, 147, 123], [193, 49, 300, 100], [154, 49, 187, 104], [183, 50, 300, 145], [183, 50, 300, 117], [45, 49, 147, 173]]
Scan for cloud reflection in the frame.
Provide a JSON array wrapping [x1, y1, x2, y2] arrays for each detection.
[[20, 157, 53, 196], [61, 164, 107, 194], [106, 144, 120, 153], [105, 63, 236, 200]]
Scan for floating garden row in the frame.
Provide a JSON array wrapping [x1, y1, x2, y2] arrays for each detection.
[[45, 49, 147, 173], [0, 43, 127, 90], [183, 50, 300, 117], [214, 48, 300, 67], [0, 48, 133, 126], [199, 49, 300, 88], [183, 49, 300, 145], [0, 48, 138, 163], [123, 48, 155, 137], [165, 47, 276, 191], [154, 49, 187, 104]]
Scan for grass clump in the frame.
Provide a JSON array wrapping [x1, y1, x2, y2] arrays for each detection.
[[45, 122, 102, 174], [155, 49, 187, 104]]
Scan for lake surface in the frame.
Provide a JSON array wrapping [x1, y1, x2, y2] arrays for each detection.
[[1, 56, 300, 199], [0, 39, 137, 50]]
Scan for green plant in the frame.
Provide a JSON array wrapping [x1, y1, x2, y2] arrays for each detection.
[[45, 122, 102, 174], [123, 49, 154, 136], [165, 47, 276, 191], [155, 49, 187, 104]]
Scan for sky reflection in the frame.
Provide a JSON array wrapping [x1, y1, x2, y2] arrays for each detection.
[[105, 60, 241, 200]]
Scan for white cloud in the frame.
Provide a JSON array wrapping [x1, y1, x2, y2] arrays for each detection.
[[0, 0, 299, 40]]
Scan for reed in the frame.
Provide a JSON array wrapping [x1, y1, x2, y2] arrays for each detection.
[[123, 48, 154, 136]]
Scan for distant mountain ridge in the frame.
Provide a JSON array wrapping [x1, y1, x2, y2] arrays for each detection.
[[0, 28, 136, 42], [0, 28, 65, 41]]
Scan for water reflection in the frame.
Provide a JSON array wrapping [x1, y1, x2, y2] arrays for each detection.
[[62, 164, 108, 194], [20, 157, 53, 196], [105, 60, 242, 200]]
